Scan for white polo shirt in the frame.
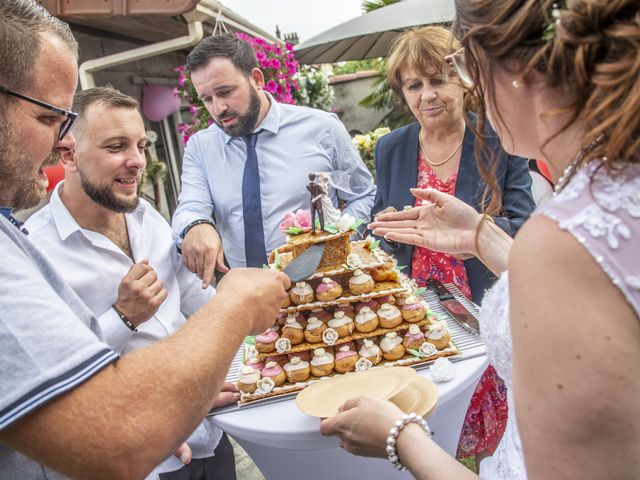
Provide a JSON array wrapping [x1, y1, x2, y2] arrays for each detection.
[[25, 182, 222, 473]]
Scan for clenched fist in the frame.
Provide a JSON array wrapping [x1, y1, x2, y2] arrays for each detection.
[[114, 260, 168, 327]]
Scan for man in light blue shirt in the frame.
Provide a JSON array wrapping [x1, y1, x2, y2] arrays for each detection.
[[172, 34, 376, 286]]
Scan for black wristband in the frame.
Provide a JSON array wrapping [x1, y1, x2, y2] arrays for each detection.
[[112, 304, 137, 331], [180, 218, 215, 239]]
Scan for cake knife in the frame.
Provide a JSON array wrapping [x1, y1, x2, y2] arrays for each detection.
[[426, 279, 480, 334], [282, 243, 326, 283]]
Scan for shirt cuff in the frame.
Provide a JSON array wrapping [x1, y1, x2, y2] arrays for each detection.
[[98, 308, 136, 353]]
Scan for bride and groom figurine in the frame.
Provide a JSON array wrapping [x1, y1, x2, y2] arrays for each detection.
[[307, 172, 341, 234]]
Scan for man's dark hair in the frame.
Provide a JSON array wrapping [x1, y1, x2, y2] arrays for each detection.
[[186, 33, 257, 76], [0, 0, 78, 95]]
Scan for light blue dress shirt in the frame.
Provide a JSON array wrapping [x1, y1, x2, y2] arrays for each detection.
[[172, 94, 376, 268]]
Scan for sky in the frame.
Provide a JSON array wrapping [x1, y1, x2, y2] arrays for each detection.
[[221, 0, 365, 44]]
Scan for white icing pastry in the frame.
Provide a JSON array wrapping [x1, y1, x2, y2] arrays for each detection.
[[311, 348, 334, 366], [238, 366, 260, 384], [349, 269, 373, 285], [377, 303, 401, 318], [284, 317, 303, 329], [328, 313, 353, 328], [355, 307, 377, 324], [380, 332, 402, 351], [306, 317, 324, 330], [427, 323, 447, 340], [408, 324, 421, 335], [292, 282, 313, 296], [430, 358, 455, 382], [284, 356, 310, 372], [358, 339, 381, 357]]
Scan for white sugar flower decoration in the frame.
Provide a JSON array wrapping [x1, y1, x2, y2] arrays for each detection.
[[322, 328, 339, 346], [275, 337, 292, 354]]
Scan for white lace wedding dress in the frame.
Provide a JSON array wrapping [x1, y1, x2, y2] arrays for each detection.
[[477, 160, 640, 479]]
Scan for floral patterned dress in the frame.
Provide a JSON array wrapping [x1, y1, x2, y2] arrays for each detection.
[[411, 150, 508, 459]]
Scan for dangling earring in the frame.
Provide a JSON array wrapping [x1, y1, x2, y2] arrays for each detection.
[[512, 79, 520, 88]]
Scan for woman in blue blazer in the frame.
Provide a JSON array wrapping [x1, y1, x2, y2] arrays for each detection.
[[371, 26, 535, 462]]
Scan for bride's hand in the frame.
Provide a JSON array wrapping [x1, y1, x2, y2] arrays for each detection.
[[369, 188, 481, 257], [319, 396, 404, 458]]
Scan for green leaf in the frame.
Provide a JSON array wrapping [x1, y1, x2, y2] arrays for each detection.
[[274, 250, 281, 269], [407, 348, 424, 358], [262, 264, 270, 269], [416, 286, 426, 295], [287, 226, 302, 235], [324, 224, 339, 234], [350, 218, 365, 230], [396, 264, 407, 271], [244, 336, 256, 345], [368, 239, 380, 251]]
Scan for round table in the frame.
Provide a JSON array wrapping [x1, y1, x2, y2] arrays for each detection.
[[213, 355, 488, 479]]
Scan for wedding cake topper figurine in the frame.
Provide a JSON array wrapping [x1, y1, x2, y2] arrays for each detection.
[[307, 173, 324, 233]]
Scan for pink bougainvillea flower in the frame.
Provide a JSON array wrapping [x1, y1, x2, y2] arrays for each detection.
[[279, 211, 296, 232], [294, 209, 312, 232]]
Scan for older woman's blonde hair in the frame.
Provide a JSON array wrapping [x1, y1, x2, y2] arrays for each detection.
[[386, 26, 461, 99]]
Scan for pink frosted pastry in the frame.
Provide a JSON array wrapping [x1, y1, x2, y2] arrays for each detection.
[[245, 357, 265, 372], [403, 324, 426, 350], [256, 328, 279, 353], [282, 316, 304, 345], [261, 361, 286, 386], [265, 354, 288, 367], [310, 348, 335, 377], [377, 303, 402, 329], [288, 350, 310, 362], [283, 356, 311, 383], [401, 295, 427, 323], [237, 366, 261, 394], [426, 321, 451, 350], [380, 332, 405, 361], [354, 306, 379, 333], [327, 311, 355, 338], [358, 339, 382, 365], [304, 317, 327, 343], [377, 294, 395, 305], [348, 269, 375, 295], [334, 345, 358, 373], [316, 277, 343, 302], [334, 302, 355, 319], [355, 298, 380, 313], [340, 341, 357, 351], [394, 291, 412, 307], [290, 281, 314, 304]]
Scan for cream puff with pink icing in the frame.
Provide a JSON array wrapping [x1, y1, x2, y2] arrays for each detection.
[[334, 345, 358, 373], [380, 332, 405, 361], [281, 316, 305, 345], [237, 366, 261, 394], [403, 324, 426, 350], [358, 339, 382, 365], [377, 303, 403, 329], [283, 356, 311, 383], [355, 298, 379, 313], [426, 321, 451, 350], [316, 277, 343, 302], [327, 311, 355, 338], [261, 361, 287, 386], [401, 296, 427, 323], [354, 306, 379, 333], [308, 307, 332, 324], [334, 302, 355, 319], [245, 357, 265, 372], [304, 317, 327, 343], [255, 328, 279, 353], [340, 341, 357, 351], [290, 281, 314, 305], [348, 269, 375, 295], [310, 348, 335, 377]]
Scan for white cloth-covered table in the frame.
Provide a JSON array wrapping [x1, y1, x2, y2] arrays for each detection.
[[213, 355, 487, 480]]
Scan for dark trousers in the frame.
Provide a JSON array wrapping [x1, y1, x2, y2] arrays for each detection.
[[159, 433, 236, 480]]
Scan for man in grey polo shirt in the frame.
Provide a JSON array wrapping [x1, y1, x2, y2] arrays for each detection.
[[0, 1, 289, 478]]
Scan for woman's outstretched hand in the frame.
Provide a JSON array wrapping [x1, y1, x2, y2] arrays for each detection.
[[319, 396, 404, 458], [369, 188, 482, 257]]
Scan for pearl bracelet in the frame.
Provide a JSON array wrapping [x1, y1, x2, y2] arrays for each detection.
[[386, 412, 430, 471]]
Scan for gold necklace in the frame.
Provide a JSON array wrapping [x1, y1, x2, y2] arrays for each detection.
[[418, 131, 464, 167]]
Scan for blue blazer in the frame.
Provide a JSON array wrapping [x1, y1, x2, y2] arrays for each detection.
[[372, 121, 535, 304]]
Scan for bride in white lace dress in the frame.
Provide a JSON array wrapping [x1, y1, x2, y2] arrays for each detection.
[[320, 1, 640, 479]]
